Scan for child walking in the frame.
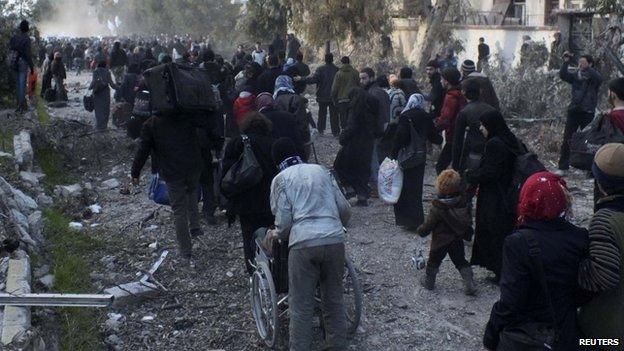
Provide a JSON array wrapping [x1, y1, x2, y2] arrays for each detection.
[[417, 170, 476, 295]]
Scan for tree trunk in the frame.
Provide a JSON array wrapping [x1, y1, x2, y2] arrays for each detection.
[[416, 0, 451, 70]]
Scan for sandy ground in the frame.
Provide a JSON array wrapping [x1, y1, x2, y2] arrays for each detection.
[[38, 71, 595, 351]]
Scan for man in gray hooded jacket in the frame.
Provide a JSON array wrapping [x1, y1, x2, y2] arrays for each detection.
[[265, 137, 351, 351]]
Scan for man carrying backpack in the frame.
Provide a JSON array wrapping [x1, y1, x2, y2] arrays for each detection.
[[557, 53, 603, 176], [131, 114, 204, 268]]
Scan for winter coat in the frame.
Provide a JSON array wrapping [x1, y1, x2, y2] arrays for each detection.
[[109, 47, 128, 68], [559, 62, 603, 113], [271, 163, 351, 249], [366, 83, 391, 133], [221, 130, 277, 215], [484, 219, 590, 351], [9, 31, 34, 72], [397, 79, 421, 100], [261, 106, 306, 159], [117, 73, 140, 105], [131, 114, 203, 183], [452, 100, 496, 172], [303, 63, 339, 103], [417, 196, 472, 251], [578, 195, 624, 346], [331, 64, 360, 104], [256, 67, 283, 94], [466, 136, 519, 275], [435, 88, 467, 140], [274, 92, 310, 145]]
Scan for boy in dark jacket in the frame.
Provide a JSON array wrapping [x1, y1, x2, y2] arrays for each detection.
[[417, 170, 476, 295]]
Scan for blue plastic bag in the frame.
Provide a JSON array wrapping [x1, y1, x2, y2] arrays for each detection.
[[148, 173, 170, 205]]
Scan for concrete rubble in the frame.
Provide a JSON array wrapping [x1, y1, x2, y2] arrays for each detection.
[[13, 130, 33, 172]]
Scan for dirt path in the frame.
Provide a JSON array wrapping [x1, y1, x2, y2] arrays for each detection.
[[48, 72, 595, 351]]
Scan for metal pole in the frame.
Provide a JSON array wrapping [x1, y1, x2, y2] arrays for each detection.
[[0, 293, 114, 307]]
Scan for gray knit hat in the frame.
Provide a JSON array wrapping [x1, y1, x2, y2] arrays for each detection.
[[461, 60, 476, 76]]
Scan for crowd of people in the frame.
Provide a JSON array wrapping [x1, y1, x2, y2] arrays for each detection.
[[9, 19, 624, 351]]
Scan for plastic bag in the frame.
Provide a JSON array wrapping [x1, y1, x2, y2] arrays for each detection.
[[412, 236, 426, 270], [148, 173, 170, 205], [378, 158, 403, 204]]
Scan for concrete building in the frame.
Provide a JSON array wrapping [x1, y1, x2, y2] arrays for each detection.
[[391, 0, 596, 67]]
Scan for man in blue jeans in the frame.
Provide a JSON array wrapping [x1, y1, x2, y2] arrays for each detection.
[[264, 137, 351, 350], [9, 20, 34, 113]]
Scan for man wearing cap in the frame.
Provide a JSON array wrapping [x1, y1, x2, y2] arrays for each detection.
[[548, 32, 567, 70], [460, 59, 500, 110], [578, 143, 624, 347], [435, 68, 467, 174]]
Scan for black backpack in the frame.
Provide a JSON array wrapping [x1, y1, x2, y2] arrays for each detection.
[[570, 112, 624, 170], [504, 142, 546, 213], [220, 135, 264, 198], [144, 62, 218, 116]]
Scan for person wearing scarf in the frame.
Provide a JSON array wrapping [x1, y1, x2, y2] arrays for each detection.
[[466, 110, 522, 282], [265, 137, 351, 350], [255, 93, 306, 159], [273, 74, 296, 100], [578, 143, 624, 346], [390, 93, 443, 231], [484, 171, 590, 351]]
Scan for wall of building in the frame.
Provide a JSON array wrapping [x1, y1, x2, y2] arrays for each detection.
[[390, 18, 558, 68]]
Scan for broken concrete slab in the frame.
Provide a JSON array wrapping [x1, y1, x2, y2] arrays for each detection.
[[18, 172, 44, 186], [101, 178, 120, 189], [1, 256, 32, 345], [54, 184, 83, 198], [27, 211, 44, 240], [104, 281, 159, 307], [13, 131, 33, 172]]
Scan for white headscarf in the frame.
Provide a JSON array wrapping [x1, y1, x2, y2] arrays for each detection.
[[401, 93, 425, 114]]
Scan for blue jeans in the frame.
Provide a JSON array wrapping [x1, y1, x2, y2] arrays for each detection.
[[15, 60, 28, 107]]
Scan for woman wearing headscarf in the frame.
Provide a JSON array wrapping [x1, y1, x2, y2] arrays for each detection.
[[89, 60, 119, 132], [273, 75, 311, 157], [333, 87, 380, 206], [484, 172, 590, 351], [466, 110, 522, 282], [391, 94, 443, 230]]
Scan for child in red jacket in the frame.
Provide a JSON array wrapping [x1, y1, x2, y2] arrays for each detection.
[[233, 91, 255, 127]]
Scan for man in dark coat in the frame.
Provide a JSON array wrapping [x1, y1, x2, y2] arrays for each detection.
[[301, 53, 339, 136], [131, 114, 204, 268], [109, 41, 128, 83], [452, 79, 495, 174], [477, 37, 490, 72], [460, 60, 500, 110], [557, 53, 603, 175], [425, 60, 445, 118], [360, 67, 390, 188], [286, 34, 301, 59], [256, 55, 282, 94], [9, 20, 35, 113], [333, 87, 379, 206], [396, 67, 421, 98], [271, 33, 285, 55], [256, 94, 306, 159]]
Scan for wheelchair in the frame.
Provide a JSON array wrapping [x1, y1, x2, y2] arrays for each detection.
[[250, 228, 363, 349]]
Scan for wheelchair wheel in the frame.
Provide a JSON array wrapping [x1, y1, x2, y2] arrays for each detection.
[[250, 261, 279, 348], [344, 258, 362, 334]]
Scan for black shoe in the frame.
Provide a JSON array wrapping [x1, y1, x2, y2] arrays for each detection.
[[190, 228, 204, 238]]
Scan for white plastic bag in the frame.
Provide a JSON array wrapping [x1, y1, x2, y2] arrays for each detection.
[[378, 157, 403, 204]]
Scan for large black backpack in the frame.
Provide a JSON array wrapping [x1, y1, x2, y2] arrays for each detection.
[[504, 141, 546, 213], [144, 63, 218, 116], [570, 112, 624, 170]]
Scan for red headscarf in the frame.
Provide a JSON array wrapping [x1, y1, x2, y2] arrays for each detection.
[[517, 171, 569, 224]]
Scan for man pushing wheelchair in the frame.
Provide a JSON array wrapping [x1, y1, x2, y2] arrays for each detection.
[[261, 137, 353, 351]]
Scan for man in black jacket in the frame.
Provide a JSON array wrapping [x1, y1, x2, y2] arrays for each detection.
[[131, 115, 204, 268], [300, 53, 339, 136], [425, 60, 445, 118], [397, 66, 421, 98], [110, 41, 128, 84], [256, 55, 282, 94], [452, 79, 495, 175], [9, 20, 35, 113], [557, 53, 603, 175]]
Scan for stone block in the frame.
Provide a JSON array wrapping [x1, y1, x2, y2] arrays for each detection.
[[13, 131, 33, 172]]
